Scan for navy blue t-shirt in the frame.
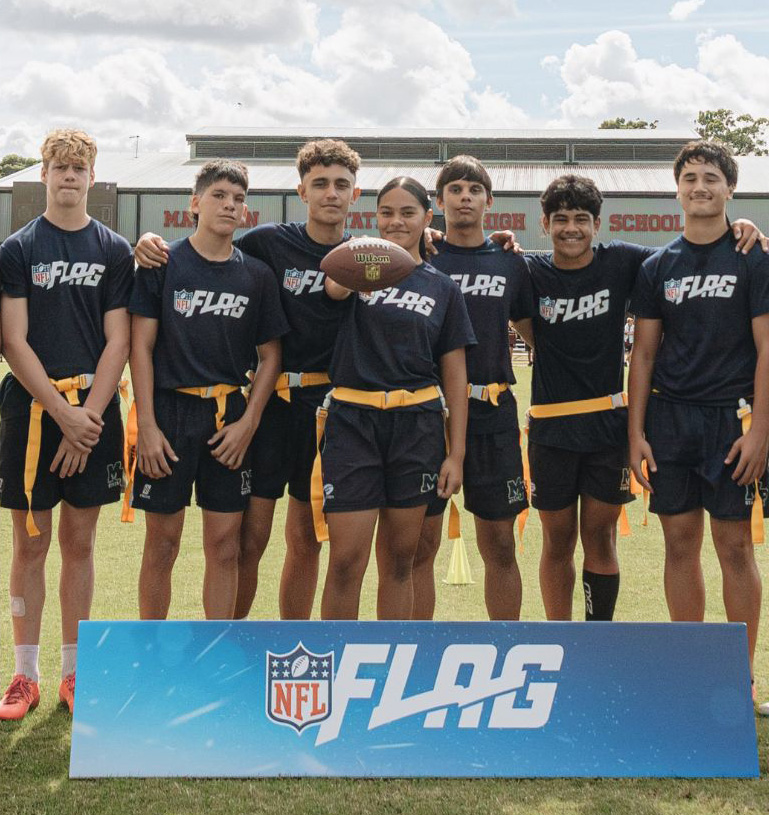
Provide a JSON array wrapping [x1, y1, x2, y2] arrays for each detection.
[[431, 238, 533, 434], [526, 241, 654, 451], [631, 231, 769, 405], [235, 222, 348, 404], [129, 238, 289, 391], [329, 262, 476, 409], [0, 215, 133, 379]]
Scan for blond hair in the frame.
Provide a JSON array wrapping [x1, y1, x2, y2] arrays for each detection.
[[40, 129, 97, 168]]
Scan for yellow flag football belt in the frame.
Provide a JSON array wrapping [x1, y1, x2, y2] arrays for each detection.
[[527, 391, 628, 421], [311, 385, 446, 543], [467, 382, 510, 406], [24, 374, 95, 537], [275, 372, 331, 403], [737, 399, 765, 545]]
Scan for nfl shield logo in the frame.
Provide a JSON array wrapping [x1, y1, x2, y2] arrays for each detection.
[[266, 643, 333, 733], [283, 268, 304, 292], [31, 263, 52, 288], [664, 278, 681, 303], [174, 289, 193, 314], [539, 296, 555, 321], [364, 263, 381, 282]]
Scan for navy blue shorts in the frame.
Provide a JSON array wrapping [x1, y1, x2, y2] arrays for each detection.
[[426, 427, 528, 521], [249, 390, 323, 503], [132, 389, 251, 514], [528, 440, 634, 512], [645, 396, 769, 520], [320, 402, 445, 512], [0, 375, 124, 511]]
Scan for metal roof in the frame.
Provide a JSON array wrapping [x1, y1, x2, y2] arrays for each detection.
[[188, 126, 698, 142], [3, 152, 768, 195]]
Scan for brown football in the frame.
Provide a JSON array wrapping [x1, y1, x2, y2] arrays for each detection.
[[321, 236, 417, 292]]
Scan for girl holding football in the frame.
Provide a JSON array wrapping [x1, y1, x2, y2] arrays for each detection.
[[319, 177, 475, 620]]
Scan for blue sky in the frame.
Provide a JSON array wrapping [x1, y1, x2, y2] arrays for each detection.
[[0, 1, 767, 157]]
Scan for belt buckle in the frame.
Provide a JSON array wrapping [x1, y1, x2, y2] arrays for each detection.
[[737, 398, 752, 419], [468, 384, 487, 401], [287, 372, 303, 389], [610, 392, 625, 409], [203, 385, 216, 398]]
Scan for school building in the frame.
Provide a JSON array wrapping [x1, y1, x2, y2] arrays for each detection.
[[2, 127, 768, 248]]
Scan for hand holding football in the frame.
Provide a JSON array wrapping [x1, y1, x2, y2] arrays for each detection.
[[321, 236, 417, 292]]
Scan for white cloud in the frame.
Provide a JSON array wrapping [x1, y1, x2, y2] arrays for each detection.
[[312, 8, 528, 127], [549, 30, 769, 129], [0, 4, 531, 158], [669, 0, 705, 22]]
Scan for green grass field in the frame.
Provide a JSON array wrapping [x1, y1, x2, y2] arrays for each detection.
[[1, 362, 768, 814]]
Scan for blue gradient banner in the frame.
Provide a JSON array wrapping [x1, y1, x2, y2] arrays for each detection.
[[69, 621, 758, 778]]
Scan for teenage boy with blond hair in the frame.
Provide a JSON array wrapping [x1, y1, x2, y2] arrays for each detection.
[[0, 129, 132, 719]]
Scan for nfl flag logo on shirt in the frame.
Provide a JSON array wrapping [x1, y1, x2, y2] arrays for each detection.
[[283, 268, 304, 292], [664, 279, 681, 303], [31, 263, 52, 288], [174, 290, 193, 314], [539, 296, 555, 321], [266, 643, 333, 733]]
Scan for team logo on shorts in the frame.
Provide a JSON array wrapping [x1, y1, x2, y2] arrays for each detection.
[[141, 484, 151, 499], [31, 263, 52, 288], [539, 297, 555, 321], [529, 480, 537, 499], [241, 470, 251, 496], [507, 477, 526, 504], [283, 268, 304, 292], [620, 468, 631, 492], [266, 643, 333, 733], [323, 483, 334, 501], [174, 289, 193, 314], [664, 279, 681, 303], [0, 477, 4, 494], [745, 483, 769, 507], [107, 461, 123, 489], [421, 473, 438, 493]]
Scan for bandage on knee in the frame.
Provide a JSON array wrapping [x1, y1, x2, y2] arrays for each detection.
[[10, 596, 26, 617]]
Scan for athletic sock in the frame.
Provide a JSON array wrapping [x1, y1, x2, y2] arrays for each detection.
[[61, 644, 78, 678], [14, 645, 40, 683], [582, 570, 620, 621]]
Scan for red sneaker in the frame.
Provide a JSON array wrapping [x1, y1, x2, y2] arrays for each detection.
[[0, 674, 40, 721], [59, 672, 76, 714]]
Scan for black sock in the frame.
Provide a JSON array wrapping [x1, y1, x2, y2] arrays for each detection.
[[582, 570, 620, 621]]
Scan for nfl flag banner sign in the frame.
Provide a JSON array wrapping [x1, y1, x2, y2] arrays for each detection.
[[70, 621, 758, 778]]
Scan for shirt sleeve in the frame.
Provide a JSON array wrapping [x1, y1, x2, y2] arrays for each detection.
[[508, 255, 535, 322], [0, 237, 30, 298], [253, 264, 290, 345], [234, 225, 274, 264], [629, 257, 662, 319], [128, 264, 164, 319], [435, 280, 477, 357], [103, 234, 135, 311]]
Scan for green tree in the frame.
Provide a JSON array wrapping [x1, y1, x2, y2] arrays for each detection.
[[695, 109, 769, 156], [0, 153, 38, 178], [599, 117, 658, 129]]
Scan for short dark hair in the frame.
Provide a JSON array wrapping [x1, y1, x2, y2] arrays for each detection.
[[192, 160, 249, 225], [377, 176, 432, 260], [436, 155, 492, 199], [673, 140, 738, 188], [296, 139, 361, 179], [540, 174, 603, 219]]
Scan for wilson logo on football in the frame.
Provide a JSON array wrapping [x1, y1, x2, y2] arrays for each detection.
[[266, 643, 333, 732]]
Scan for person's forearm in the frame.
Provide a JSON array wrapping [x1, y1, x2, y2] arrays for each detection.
[[442, 362, 468, 461], [241, 346, 282, 431], [627, 344, 655, 441], [130, 343, 158, 430], [83, 335, 130, 415]]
